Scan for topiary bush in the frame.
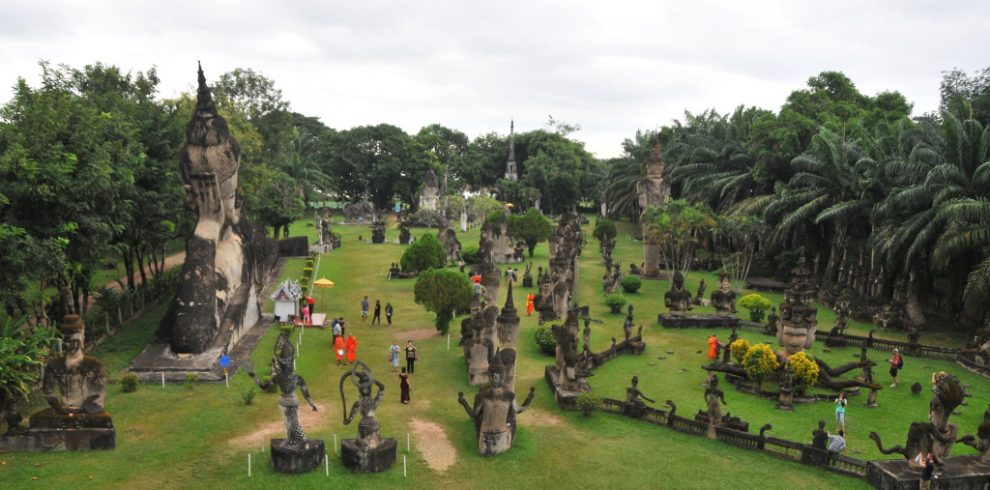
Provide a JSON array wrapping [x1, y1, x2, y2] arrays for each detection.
[[605, 294, 627, 314], [593, 218, 617, 242], [242, 386, 257, 406], [120, 374, 139, 393], [742, 343, 779, 392], [184, 373, 198, 390], [739, 293, 772, 322], [620, 275, 642, 294], [575, 391, 602, 416], [414, 268, 474, 334], [534, 324, 556, 355], [401, 233, 446, 272], [729, 338, 751, 364], [786, 351, 820, 393]]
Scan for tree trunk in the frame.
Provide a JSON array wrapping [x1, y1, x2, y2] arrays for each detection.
[[136, 247, 148, 287], [904, 271, 926, 327], [122, 249, 136, 289]]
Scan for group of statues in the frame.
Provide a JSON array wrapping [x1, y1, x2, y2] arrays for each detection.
[[458, 219, 535, 456], [247, 327, 395, 473], [535, 210, 584, 323], [664, 272, 735, 315]]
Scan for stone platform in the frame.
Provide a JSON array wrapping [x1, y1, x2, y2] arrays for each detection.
[[340, 438, 397, 472], [270, 439, 325, 473], [659, 313, 740, 328], [867, 456, 990, 490], [544, 366, 591, 410]]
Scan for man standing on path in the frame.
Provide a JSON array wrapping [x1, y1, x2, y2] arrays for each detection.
[[385, 302, 394, 326], [361, 296, 370, 322], [372, 299, 382, 325]]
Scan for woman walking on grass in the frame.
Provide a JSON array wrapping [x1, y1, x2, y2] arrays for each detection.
[[399, 368, 411, 404]]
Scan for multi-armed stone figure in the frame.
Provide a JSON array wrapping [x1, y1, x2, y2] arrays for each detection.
[[248, 327, 323, 473], [339, 361, 397, 472], [458, 351, 535, 455]]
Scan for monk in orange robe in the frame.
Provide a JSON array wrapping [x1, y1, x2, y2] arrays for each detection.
[[707, 334, 719, 361], [333, 335, 345, 366], [345, 334, 358, 364], [526, 293, 535, 316]]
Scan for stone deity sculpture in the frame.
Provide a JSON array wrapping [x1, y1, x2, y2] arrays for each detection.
[[704, 375, 728, 426], [637, 144, 670, 277], [710, 274, 737, 317], [664, 271, 694, 313], [458, 352, 536, 455], [42, 316, 107, 416], [777, 259, 818, 358], [339, 361, 397, 471], [622, 375, 655, 418]]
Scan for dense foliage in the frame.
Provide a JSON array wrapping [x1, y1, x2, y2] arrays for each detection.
[[739, 293, 772, 322], [533, 323, 557, 355], [508, 208, 553, 257], [400, 233, 445, 273], [413, 268, 473, 334], [605, 294, 627, 313], [620, 275, 642, 294]]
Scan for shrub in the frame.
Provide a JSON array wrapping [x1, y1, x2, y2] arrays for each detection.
[[401, 233, 446, 273], [575, 391, 602, 416], [414, 268, 474, 334], [508, 208, 553, 257], [787, 351, 820, 389], [461, 246, 480, 265], [742, 343, 779, 386], [605, 294, 627, 314], [120, 374, 139, 393], [729, 338, 751, 364], [534, 324, 557, 355], [593, 218, 617, 242], [184, 373, 198, 390], [739, 293, 772, 322], [242, 386, 257, 406], [620, 275, 642, 294]]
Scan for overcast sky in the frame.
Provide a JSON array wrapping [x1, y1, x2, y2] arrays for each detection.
[[1, 0, 987, 158]]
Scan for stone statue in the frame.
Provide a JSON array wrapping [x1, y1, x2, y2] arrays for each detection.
[[637, 143, 670, 278], [704, 375, 728, 426], [664, 271, 693, 313], [552, 312, 582, 391], [764, 307, 779, 335], [496, 281, 521, 349], [42, 315, 106, 416], [869, 372, 965, 468], [248, 327, 324, 472], [622, 375, 655, 418], [370, 217, 386, 244], [458, 351, 536, 455], [582, 317, 593, 355], [439, 226, 462, 264], [623, 314, 634, 341], [959, 408, 990, 463], [522, 262, 533, 288], [695, 279, 707, 304], [162, 63, 275, 355], [777, 258, 818, 358], [398, 222, 411, 245], [710, 274, 737, 317], [418, 169, 440, 211], [339, 360, 397, 471]]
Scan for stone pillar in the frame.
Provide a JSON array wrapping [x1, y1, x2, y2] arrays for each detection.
[[642, 225, 662, 277]]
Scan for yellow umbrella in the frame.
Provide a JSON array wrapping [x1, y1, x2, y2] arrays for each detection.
[[313, 278, 335, 313]]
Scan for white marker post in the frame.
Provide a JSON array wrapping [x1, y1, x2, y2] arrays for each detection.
[[403, 455, 407, 478], [225, 372, 229, 389], [248, 453, 252, 478], [446, 334, 451, 351], [261, 436, 264, 453], [407, 433, 410, 452], [161, 372, 165, 389], [325, 453, 330, 477], [333, 433, 338, 454]]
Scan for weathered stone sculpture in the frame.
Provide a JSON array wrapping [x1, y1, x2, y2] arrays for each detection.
[[418, 169, 440, 211], [497, 281, 521, 348], [398, 223, 411, 245], [339, 361, 397, 472], [622, 375, 655, 418], [249, 328, 324, 473], [637, 143, 670, 278], [959, 414, 990, 464], [466, 306, 498, 385], [522, 262, 533, 288], [710, 274, 737, 317], [664, 271, 693, 313], [370, 217, 386, 244], [159, 64, 274, 355], [3, 315, 117, 451], [870, 373, 965, 468], [704, 375, 728, 428], [777, 258, 818, 358], [458, 352, 535, 456], [438, 226, 462, 264]]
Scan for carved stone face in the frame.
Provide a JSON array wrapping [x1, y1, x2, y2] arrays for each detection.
[[719, 276, 732, 293], [673, 273, 684, 290], [64, 331, 83, 356], [779, 325, 810, 356]]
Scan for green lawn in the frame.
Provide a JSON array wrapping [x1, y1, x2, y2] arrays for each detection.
[[5, 215, 987, 489]]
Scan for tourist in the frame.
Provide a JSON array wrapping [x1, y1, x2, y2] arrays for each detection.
[[919, 452, 938, 490], [372, 299, 382, 325], [826, 429, 846, 454], [399, 367, 411, 404], [333, 334, 345, 366], [707, 334, 720, 362], [345, 334, 358, 365], [888, 348, 904, 387], [834, 392, 847, 430], [526, 293, 535, 316], [332, 318, 342, 341], [301, 303, 310, 325], [361, 296, 370, 322], [504, 267, 513, 286], [390, 341, 401, 371], [385, 302, 394, 325], [458, 259, 465, 273], [471, 273, 481, 285], [338, 317, 346, 338], [306, 295, 315, 314], [405, 340, 418, 374]]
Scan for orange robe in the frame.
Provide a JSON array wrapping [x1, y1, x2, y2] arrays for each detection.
[[345, 336, 357, 363], [526, 294, 535, 316], [707, 336, 718, 360], [333, 336, 345, 362]]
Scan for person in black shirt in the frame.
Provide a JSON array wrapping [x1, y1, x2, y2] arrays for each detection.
[[372, 300, 382, 325]]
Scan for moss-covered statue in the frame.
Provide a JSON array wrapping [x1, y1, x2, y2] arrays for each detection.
[[458, 350, 535, 456]]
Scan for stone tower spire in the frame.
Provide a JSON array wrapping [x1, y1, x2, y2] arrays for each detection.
[[504, 120, 518, 181], [496, 280, 521, 348]]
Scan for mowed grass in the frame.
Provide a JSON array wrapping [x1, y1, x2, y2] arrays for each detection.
[[5, 214, 985, 489]]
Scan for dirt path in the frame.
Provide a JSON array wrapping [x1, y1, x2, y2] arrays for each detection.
[[409, 417, 457, 473], [86, 252, 186, 309], [228, 402, 329, 449]]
